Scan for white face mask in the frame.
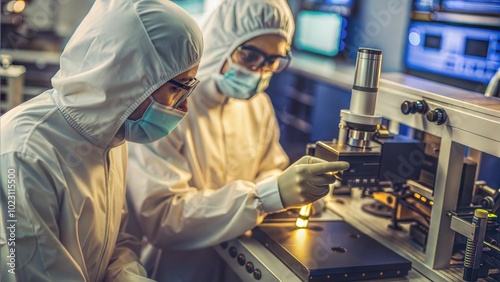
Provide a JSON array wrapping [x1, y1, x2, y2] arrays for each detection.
[[213, 58, 273, 100]]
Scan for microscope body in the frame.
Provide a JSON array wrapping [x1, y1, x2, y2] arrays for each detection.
[[314, 135, 424, 188]]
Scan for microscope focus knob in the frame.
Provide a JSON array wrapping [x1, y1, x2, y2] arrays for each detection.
[[401, 101, 414, 114], [401, 100, 428, 115], [426, 108, 448, 125]]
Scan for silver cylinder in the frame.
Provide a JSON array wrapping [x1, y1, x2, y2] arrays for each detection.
[[349, 48, 382, 116], [350, 89, 378, 116], [347, 129, 374, 148]]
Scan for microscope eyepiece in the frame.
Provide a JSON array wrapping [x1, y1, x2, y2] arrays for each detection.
[[358, 48, 382, 55], [353, 48, 383, 92]]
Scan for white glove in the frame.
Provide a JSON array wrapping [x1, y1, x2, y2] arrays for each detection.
[[277, 156, 349, 209]]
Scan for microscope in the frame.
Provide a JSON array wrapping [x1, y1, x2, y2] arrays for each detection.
[[314, 48, 425, 190], [251, 48, 414, 281], [312, 48, 427, 234]]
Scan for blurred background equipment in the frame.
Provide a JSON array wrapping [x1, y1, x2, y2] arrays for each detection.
[[0, 54, 25, 114], [1, 0, 94, 112], [407, 0, 500, 93]]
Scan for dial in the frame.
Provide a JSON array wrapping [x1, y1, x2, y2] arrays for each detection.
[[426, 108, 448, 125], [401, 100, 428, 114]]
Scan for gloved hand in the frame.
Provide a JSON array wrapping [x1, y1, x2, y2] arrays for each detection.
[[277, 156, 349, 209]]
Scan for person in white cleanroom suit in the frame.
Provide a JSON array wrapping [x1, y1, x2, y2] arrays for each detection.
[[0, 0, 203, 281], [126, 0, 349, 281]]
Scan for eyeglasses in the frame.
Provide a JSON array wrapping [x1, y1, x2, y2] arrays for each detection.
[[168, 77, 200, 109], [234, 45, 292, 73]]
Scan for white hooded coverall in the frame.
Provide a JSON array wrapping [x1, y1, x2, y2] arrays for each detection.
[[0, 0, 203, 281], [126, 0, 294, 281]]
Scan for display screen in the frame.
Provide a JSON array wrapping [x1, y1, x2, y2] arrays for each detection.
[[405, 21, 500, 87], [465, 38, 489, 58], [424, 35, 442, 50], [294, 11, 344, 57], [442, 0, 500, 14]]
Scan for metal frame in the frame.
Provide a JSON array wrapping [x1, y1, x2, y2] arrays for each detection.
[[377, 73, 500, 271]]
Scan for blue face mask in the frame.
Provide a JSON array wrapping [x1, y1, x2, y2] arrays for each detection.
[[124, 97, 186, 143], [213, 59, 273, 100]]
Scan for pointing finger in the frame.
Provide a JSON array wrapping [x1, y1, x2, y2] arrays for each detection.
[[307, 161, 350, 176]]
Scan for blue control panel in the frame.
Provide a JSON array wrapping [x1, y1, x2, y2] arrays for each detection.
[[406, 21, 500, 84]]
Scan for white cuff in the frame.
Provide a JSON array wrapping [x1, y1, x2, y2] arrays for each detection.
[[256, 176, 285, 213]]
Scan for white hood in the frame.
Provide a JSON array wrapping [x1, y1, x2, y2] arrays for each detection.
[[196, 0, 294, 91], [51, 0, 203, 147]]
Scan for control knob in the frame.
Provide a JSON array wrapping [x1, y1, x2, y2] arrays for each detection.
[[401, 100, 428, 115], [426, 108, 448, 125]]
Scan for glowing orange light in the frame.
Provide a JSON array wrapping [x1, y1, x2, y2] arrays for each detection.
[[295, 203, 312, 228], [295, 217, 309, 228], [13, 1, 26, 13]]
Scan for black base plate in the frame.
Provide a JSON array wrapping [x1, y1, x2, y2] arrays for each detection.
[[252, 221, 412, 281]]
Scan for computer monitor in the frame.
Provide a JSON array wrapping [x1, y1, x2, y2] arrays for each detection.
[[293, 10, 346, 57]]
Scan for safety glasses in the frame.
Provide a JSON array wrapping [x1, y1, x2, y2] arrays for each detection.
[[234, 45, 292, 73], [169, 77, 200, 109]]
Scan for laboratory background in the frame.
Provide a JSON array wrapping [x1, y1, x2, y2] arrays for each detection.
[[1, 0, 500, 281]]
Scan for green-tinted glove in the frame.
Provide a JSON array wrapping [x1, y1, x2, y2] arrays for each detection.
[[277, 156, 349, 209]]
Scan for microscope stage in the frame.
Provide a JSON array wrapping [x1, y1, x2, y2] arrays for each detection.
[[252, 221, 411, 281]]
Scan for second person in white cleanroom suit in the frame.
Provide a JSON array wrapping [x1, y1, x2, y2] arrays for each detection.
[[126, 0, 350, 281]]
